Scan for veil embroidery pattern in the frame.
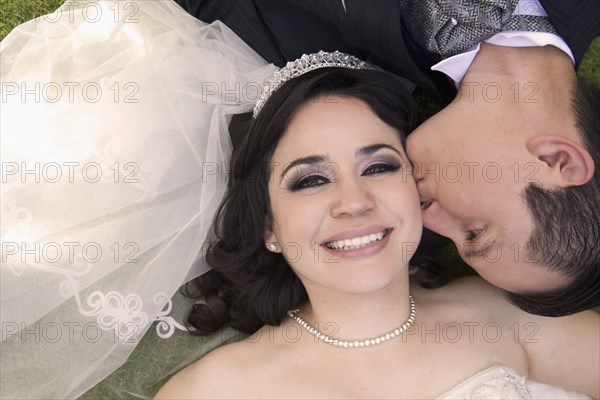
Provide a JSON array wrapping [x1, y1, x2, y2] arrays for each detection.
[[1, 1, 277, 398]]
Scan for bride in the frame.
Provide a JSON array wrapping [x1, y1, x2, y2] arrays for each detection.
[[155, 56, 598, 399], [1, 1, 597, 399]]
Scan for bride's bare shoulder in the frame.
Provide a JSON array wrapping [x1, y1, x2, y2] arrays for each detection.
[[154, 339, 258, 399]]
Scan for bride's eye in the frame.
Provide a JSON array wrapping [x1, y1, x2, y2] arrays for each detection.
[[362, 162, 401, 176], [289, 174, 330, 191]]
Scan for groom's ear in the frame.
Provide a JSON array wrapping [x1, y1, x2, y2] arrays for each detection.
[[527, 135, 595, 187]]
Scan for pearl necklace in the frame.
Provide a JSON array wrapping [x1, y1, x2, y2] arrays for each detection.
[[287, 296, 416, 348]]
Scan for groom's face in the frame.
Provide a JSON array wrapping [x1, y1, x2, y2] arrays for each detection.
[[406, 103, 567, 293]]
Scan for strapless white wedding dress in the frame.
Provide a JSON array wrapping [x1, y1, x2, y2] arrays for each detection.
[[0, 1, 593, 399], [438, 366, 591, 399]]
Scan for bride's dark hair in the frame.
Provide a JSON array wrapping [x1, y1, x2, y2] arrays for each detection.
[[185, 67, 419, 335]]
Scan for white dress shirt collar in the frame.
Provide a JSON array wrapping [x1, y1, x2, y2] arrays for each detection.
[[431, 0, 575, 87]]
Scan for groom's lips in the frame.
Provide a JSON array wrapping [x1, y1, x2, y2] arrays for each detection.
[[416, 177, 433, 210]]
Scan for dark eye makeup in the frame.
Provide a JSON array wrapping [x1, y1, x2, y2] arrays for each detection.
[[362, 162, 401, 176], [287, 161, 401, 191], [289, 174, 330, 191]]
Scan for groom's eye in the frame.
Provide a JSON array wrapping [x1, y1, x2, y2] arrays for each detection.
[[466, 229, 484, 241]]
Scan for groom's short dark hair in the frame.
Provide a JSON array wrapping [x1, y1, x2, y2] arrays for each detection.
[[509, 76, 600, 316]]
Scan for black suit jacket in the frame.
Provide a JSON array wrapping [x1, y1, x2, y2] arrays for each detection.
[[539, 0, 600, 66], [174, 0, 599, 103], [174, 0, 454, 102]]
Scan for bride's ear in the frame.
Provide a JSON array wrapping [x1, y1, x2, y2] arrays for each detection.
[[527, 136, 595, 187], [264, 215, 280, 253]]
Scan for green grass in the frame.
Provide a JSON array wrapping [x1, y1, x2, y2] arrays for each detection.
[[0, 0, 63, 39], [580, 39, 600, 85]]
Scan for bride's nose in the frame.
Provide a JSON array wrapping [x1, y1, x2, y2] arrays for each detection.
[[329, 178, 375, 218]]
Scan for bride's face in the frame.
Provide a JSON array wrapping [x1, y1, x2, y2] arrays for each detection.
[[265, 96, 422, 294]]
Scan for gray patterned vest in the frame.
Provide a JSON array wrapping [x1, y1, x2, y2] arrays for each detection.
[[399, 0, 558, 58]]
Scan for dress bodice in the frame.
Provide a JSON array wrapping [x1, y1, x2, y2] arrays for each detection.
[[438, 366, 592, 399]]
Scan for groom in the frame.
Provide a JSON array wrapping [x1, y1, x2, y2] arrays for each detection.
[[175, 0, 600, 316]]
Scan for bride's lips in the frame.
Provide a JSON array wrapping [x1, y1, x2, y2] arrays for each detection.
[[320, 226, 393, 259]]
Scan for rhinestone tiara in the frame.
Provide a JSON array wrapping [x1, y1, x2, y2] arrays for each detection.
[[252, 50, 376, 118]]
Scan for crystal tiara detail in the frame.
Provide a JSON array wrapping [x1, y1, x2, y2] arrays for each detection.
[[252, 50, 376, 118]]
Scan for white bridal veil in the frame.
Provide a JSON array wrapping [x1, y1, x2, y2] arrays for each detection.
[[0, 1, 277, 397]]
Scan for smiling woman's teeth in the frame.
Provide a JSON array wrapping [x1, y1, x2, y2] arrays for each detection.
[[325, 229, 388, 250]]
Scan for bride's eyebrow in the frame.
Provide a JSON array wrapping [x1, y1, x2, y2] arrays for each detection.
[[358, 143, 403, 157], [278, 144, 402, 182], [280, 155, 327, 182]]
